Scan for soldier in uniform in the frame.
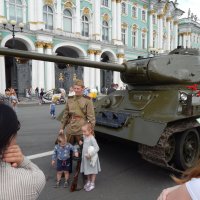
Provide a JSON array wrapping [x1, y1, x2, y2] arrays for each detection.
[[59, 79, 95, 145]]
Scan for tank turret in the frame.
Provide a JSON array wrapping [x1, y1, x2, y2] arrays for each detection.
[[1, 47, 200, 171]]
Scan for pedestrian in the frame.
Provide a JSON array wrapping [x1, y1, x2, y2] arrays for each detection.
[[51, 134, 78, 188], [50, 98, 56, 119], [39, 88, 44, 104], [35, 87, 39, 98], [4, 88, 11, 106], [157, 160, 200, 200], [59, 79, 95, 173], [9, 88, 18, 112], [0, 103, 46, 199], [80, 122, 101, 192]]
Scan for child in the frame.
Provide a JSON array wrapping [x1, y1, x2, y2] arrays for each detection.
[[50, 98, 56, 119], [52, 134, 78, 188], [80, 122, 101, 192]]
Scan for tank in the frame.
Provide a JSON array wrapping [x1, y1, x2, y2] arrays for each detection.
[[1, 46, 200, 171]]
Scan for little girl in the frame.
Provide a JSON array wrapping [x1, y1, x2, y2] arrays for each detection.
[[80, 122, 101, 192], [52, 134, 78, 188]]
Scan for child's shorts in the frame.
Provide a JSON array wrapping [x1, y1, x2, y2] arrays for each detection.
[[57, 159, 71, 172]]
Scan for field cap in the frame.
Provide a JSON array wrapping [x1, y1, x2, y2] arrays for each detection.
[[73, 79, 84, 87]]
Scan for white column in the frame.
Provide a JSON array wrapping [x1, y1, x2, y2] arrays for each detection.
[[187, 34, 191, 48], [157, 15, 160, 50], [183, 34, 186, 48], [112, 0, 117, 42], [114, 54, 123, 88], [174, 22, 178, 49], [0, 56, 6, 93], [149, 11, 153, 48], [88, 50, 95, 89], [116, 1, 122, 41], [95, 51, 101, 93], [93, 0, 100, 40], [56, 0, 62, 30], [83, 51, 90, 88], [158, 16, 163, 50], [45, 44, 55, 91], [166, 18, 171, 51], [28, 0, 35, 22], [179, 34, 183, 46], [35, 0, 44, 29], [75, 0, 81, 34], [36, 43, 45, 90], [0, 1, 5, 19]]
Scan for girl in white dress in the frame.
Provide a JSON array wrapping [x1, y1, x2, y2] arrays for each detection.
[[80, 122, 101, 192]]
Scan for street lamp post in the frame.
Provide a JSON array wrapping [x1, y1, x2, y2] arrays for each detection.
[[1, 18, 24, 96]]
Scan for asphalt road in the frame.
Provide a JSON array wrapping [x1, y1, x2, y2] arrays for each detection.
[[16, 105, 175, 200]]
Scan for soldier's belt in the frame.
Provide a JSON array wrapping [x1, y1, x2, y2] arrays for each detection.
[[71, 115, 84, 120]]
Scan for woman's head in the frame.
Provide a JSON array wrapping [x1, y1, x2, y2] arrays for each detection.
[[172, 160, 200, 184], [0, 103, 20, 155], [82, 122, 94, 136]]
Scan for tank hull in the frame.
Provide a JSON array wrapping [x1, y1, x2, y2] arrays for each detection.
[[95, 88, 200, 171]]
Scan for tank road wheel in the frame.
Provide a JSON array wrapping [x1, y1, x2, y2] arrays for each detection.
[[165, 136, 175, 163], [175, 129, 200, 170]]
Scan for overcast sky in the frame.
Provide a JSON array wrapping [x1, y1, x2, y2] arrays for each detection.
[[178, 0, 200, 19]]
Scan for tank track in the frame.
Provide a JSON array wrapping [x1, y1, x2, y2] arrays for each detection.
[[138, 118, 200, 172]]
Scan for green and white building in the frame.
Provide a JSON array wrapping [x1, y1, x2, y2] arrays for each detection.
[[179, 16, 200, 49], [0, 0, 184, 95]]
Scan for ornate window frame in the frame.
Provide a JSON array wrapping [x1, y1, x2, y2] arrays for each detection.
[[43, 4, 54, 30], [63, 9, 72, 32], [6, 0, 27, 23]]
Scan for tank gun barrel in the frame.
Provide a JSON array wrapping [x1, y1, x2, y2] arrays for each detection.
[[0, 48, 125, 72]]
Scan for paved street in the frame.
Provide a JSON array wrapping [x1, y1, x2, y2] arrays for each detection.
[[16, 105, 174, 200]]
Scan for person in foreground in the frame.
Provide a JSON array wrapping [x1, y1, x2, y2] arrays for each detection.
[[0, 103, 46, 200], [80, 122, 101, 192], [157, 161, 200, 200], [52, 134, 78, 188]]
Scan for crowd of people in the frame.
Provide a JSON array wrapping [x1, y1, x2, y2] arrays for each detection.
[[2, 88, 19, 112], [1, 79, 200, 199]]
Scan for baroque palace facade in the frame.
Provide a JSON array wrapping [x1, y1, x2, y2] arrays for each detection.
[[0, 0, 184, 95]]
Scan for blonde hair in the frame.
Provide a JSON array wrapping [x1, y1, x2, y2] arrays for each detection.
[[57, 133, 67, 143], [82, 121, 94, 135], [172, 160, 200, 184]]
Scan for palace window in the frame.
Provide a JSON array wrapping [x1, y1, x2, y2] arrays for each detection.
[[121, 28, 126, 45], [142, 33, 146, 49], [121, 2, 126, 15], [63, 9, 72, 32], [102, 0, 109, 7], [132, 29, 137, 48], [142, 10, 146, 21], [132, 6, 137, 18], [81, 15, 89, 37], [43, 5, 53, 30], [102, 21, 109, 41], [9, 0, 23, 22]]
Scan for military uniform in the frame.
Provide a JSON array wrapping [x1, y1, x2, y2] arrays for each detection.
[[60, 80, 95, 144]]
